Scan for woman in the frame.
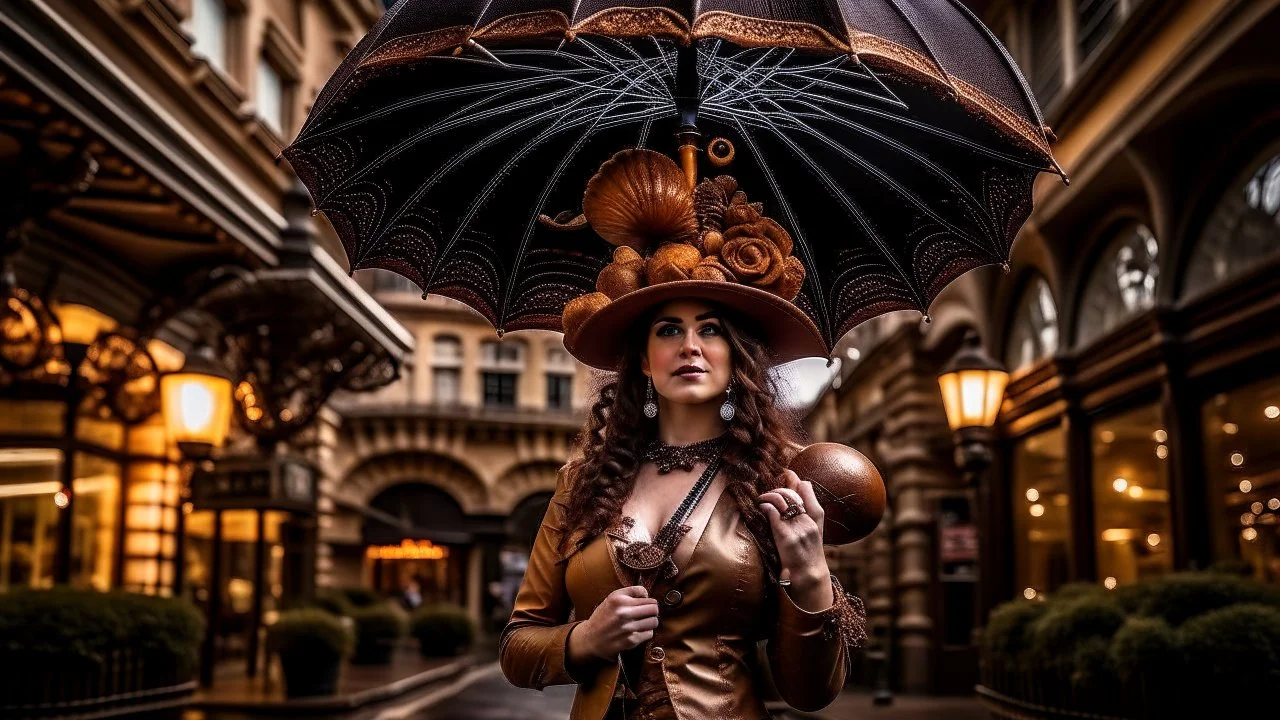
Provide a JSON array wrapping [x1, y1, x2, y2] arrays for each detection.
[[500, 149, 866, 720]]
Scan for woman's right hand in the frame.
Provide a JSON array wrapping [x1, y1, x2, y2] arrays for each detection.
[[574, 585, 660, 661]]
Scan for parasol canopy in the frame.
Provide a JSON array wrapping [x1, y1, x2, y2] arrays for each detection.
[[284, 0, 1063, 354]]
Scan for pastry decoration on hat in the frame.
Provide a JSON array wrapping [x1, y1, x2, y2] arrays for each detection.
[[561, 148, 809, 357]]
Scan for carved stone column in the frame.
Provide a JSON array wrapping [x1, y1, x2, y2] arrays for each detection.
[[875, 347, 956, 693]]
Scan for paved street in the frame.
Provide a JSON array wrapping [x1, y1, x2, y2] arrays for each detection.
[[371, 663, 574, 720], [347, 662, 987, 720]]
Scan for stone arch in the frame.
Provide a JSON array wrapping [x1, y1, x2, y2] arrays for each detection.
[[346, 451, 489, 514], [490, 460, 563, 515]]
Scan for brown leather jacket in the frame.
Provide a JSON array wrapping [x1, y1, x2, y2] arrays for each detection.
[[499, 465, 865, 720]]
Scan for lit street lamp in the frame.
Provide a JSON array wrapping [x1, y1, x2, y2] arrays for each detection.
[[938, 330, 1009, 642], [162, 344, 232, 597], [161, 344, 234, 460]]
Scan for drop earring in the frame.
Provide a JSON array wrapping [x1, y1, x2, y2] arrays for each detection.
[[720, 384, 736, 422], [644, 378, 658, 418]]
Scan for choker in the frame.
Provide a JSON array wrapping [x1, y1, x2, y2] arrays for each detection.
[[641, 432, 729, 474]]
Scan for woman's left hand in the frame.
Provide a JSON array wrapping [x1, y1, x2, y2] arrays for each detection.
[[758, 469, 830, 589]]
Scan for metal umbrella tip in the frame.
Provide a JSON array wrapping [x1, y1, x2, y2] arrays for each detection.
[[1001, 263, 1011, 275]]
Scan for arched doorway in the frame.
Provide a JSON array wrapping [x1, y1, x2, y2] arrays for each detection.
[[495, 492, 554, 620], [363, 483, 471, 607]]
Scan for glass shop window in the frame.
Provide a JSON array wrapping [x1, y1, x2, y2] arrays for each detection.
[[0, 448, 62, 590], [70, 453, 121, 591], [1203, 377, 1280, 584], [1092, 404, 1174, 587], [1012, 425, 1072, 599]]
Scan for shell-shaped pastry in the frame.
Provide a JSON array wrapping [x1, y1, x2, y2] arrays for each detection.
[[646, 242, 702, 285], [583, 149, 697, 251]]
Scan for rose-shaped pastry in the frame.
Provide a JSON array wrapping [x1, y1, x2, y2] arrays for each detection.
[[690, 256, 739, 283], [761, 255, 806, 300], [562, 291, 611, 339], [645, 242, 702, 285], [721, 233, 786, 287], [596, 245, 646, 299]]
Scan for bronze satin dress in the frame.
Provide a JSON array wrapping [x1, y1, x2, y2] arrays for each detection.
[[499, 465, 866, 720]]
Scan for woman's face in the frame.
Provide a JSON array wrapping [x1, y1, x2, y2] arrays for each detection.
[[641, 299, 733, 406]]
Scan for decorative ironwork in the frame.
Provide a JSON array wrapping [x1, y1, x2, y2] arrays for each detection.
[[195, 273, 398, 444], [79, 329, 161, 424]]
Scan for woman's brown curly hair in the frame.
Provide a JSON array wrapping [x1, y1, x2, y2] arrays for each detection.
[[556, 302, 807, 581]]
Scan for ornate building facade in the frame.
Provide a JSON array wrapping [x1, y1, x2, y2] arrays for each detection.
[[327, 277, 594, 631], [809, 0, 1280, 695], [0, 0, 411, 686]]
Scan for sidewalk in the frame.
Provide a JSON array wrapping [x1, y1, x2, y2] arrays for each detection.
[[185, 644, 490, 718], [798, 690, 988, 720]]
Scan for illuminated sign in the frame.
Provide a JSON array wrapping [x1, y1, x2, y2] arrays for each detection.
[[366, 539, 450, 560]]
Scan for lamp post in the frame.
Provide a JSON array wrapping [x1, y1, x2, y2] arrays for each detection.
[[161, 343, 233, 688], [937, 330, 1008, 642], [49, 303, 116, 584]]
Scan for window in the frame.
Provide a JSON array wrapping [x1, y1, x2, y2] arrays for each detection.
[[1091, 404, 1174, 587], [1203, 378, 1280, 584], [0, 449, 61, 590], [481, 340, 524, 408], [1005, 276, 1060, 373], [431, 336, 462, 406], [547, 374, 572, 410], [1075, 223, 1159, 347], [1183, 145, 1280, 299], [481, 341, 524, 368], [484, 372, 518, 408], [1012, 426, 1072, 599], [70, 453, 120, 591], [257, 57, 286, 137], [189, 0, 229, 73], [1029, 0, 1064, 107]]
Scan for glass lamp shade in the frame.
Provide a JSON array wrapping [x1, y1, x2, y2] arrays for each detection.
[[938, 331, 1009, 431], [51, 303, 116, 346], [939, 368, 1009, 430], [161, 369, 232, 454]]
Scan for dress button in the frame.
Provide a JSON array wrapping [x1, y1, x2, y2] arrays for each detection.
[[648, 646, 665, 662], [663, 589, 683, 607]]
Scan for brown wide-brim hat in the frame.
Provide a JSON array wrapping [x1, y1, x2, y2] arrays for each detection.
[[562, 280, 826, 372]]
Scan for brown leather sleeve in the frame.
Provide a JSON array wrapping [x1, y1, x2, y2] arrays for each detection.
[[765, 574, 857, 712], [498, 466, 590, 690]]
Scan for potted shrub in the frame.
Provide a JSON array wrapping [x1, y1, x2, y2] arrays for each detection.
[[267, 609, 352, 698], [411, 603, 476, 657], [339, 586, 383, 609], [312, 589, 355, 617], [0, 589, 203, 714], [350, 603, 408, 665]]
